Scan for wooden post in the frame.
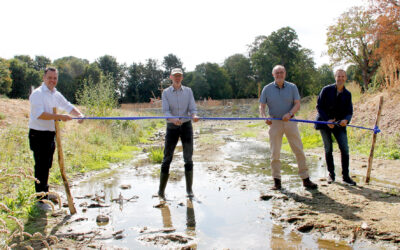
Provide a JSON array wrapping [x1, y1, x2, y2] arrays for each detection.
[[365, 96, 384, 184], [53, 108, 77, 214]]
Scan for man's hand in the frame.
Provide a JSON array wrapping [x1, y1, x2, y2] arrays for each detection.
[[264, 118, 272, 125], [339, 119, 348, 127], [77, 115, 84, 124], [192, 115, 199, 123], [169, 118, 182, 126], [282, 113, 292, 122], [58, 114, 72, 122], [327, 119, 336, 129]]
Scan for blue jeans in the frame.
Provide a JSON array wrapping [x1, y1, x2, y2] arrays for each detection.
[[161, 121, 193, 174], [319, 127, 350, 178]]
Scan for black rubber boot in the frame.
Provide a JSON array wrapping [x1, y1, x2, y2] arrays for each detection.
[[158, 173, 169, 199], [302, 177, 318, 189], [271, 178, 281, 190], [185, 171, 194, 198], [343, 175, 357, 186]]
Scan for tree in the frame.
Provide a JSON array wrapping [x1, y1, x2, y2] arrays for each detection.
[[8, 59, 41, 99], [185, 72, 210, 100], [54, 56, 89, 103], [249, 27, 318, 96], [0, 58, 12, 95], [162, 54, 183, 78], [34, 55, 52, 72], [195, 63, 232, 99], [96, 55, 126, 99], [223, 54, 257, 98], [124, 59, 163, 103], [346, 64, 363, 84], [370, 0, 400, 61], [125, 62, 145, 103], [327, 6, 379, 91], [14, 55, 35, 68]]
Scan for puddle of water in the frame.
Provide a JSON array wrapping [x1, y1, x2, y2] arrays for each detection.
[[59, 136, 384, 249]]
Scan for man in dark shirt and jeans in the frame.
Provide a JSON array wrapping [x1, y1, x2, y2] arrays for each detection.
[[158, 68, 199, 199], [315, 69, 356, 185]]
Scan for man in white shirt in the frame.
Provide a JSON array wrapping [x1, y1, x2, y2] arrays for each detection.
[[29, 67, 84, 202]]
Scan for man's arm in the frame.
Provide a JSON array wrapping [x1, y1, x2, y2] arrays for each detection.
[[38, 112, 72, 121], [282, 100, 300, 122], [259, 103, 271, 125]]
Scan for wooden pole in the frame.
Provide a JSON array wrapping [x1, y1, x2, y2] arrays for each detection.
[[365, 96, 384, 184], [53, 108, 77, 214]]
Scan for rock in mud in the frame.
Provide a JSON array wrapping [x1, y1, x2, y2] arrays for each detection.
[[287, 217, 303, 223], [260, 195, 273, 201], [120, 184, 131, 190], [297, 223, 314, 233], [96, 215, 110, 223]]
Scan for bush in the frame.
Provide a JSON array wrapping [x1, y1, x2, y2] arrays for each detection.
[[76, 75, 117, 117]]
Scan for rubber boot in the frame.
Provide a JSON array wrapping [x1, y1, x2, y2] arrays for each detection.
[[158, 173, 169, 199], [185, 171, 194, 198], [302, 177, 318, 189], [271, 178, 281, 190]]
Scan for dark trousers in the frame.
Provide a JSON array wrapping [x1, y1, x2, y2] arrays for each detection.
[[161, 121, 193, 174], [29, 129, 56, 195], [319, 127, 349, 177]]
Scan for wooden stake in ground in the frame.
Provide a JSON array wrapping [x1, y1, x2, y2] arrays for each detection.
[[53, 108, 77, 214], [365, 96, 384, 184]]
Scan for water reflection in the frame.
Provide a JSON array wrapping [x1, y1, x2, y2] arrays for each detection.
[[60, 136, 367, 249]]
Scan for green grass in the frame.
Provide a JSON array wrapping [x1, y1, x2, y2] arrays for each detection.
[[0, 111, 163, 247], [240, 131, 257, 138], [148, 147, 164, 163], [0, 112, 5, 120]]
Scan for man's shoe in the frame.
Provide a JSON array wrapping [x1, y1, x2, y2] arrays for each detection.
[[327, 174, 335, 184], [271, 178, 281, 190], [343, 176, 357, 186], [302, 178, 318, 189]]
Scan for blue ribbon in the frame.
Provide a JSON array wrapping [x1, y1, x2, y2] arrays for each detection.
[[73, 116, 381, 134]]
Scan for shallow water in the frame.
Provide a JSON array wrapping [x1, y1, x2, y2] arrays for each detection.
[[60, 128, 379, 249]]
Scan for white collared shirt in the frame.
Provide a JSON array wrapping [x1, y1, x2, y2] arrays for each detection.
[[29, 83, 74, 131]]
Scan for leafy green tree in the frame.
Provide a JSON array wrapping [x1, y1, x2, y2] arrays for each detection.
[[8, 59, 41, 99], [162, 54, 183, 78], [96, 55, 126, 99], [346, 64, 363, 84], [326, 6, 379, 91], [125, 59, 163, 103], [223, 54, 256, 98], [34, 55, 52, 72], [54, 56, 89, 103], [186, 72, 210, 100], [249, 27, 318, 96], [0, 58, 12, 95], [195, 63, 232, 99], [82, 63, 103, 86], [14, 55, 35, 68], [125, 62, 145, 103]]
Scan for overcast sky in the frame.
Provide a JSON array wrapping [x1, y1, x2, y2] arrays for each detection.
[[1, 0, 366, 71]]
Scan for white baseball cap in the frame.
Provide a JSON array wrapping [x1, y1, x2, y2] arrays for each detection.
[[171, 68, 183, 75]]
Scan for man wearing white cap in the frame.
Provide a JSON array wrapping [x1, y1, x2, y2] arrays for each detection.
[[158, 68, 199, 199]]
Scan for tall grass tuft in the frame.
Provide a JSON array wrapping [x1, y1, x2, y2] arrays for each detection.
[[148, 147, 164, 163]]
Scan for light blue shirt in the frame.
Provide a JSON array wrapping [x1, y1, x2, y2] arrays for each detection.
[[259, 81, 300, 118], [29, 83, 74, 131], [162, 85, 197, 123]]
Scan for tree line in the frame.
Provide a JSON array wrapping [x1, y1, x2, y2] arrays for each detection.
[[0, 0, 398, 103]]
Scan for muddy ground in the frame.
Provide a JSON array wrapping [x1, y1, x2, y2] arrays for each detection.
[[20, 119, 400, 250]]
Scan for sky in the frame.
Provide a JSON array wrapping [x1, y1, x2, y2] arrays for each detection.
[[1, 0, 366, 71]]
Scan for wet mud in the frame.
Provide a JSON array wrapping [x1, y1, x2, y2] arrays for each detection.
[[41, 121, 399, 249]]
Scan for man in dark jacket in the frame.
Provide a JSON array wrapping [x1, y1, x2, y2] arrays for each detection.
[[315, 69, 356, 185]]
